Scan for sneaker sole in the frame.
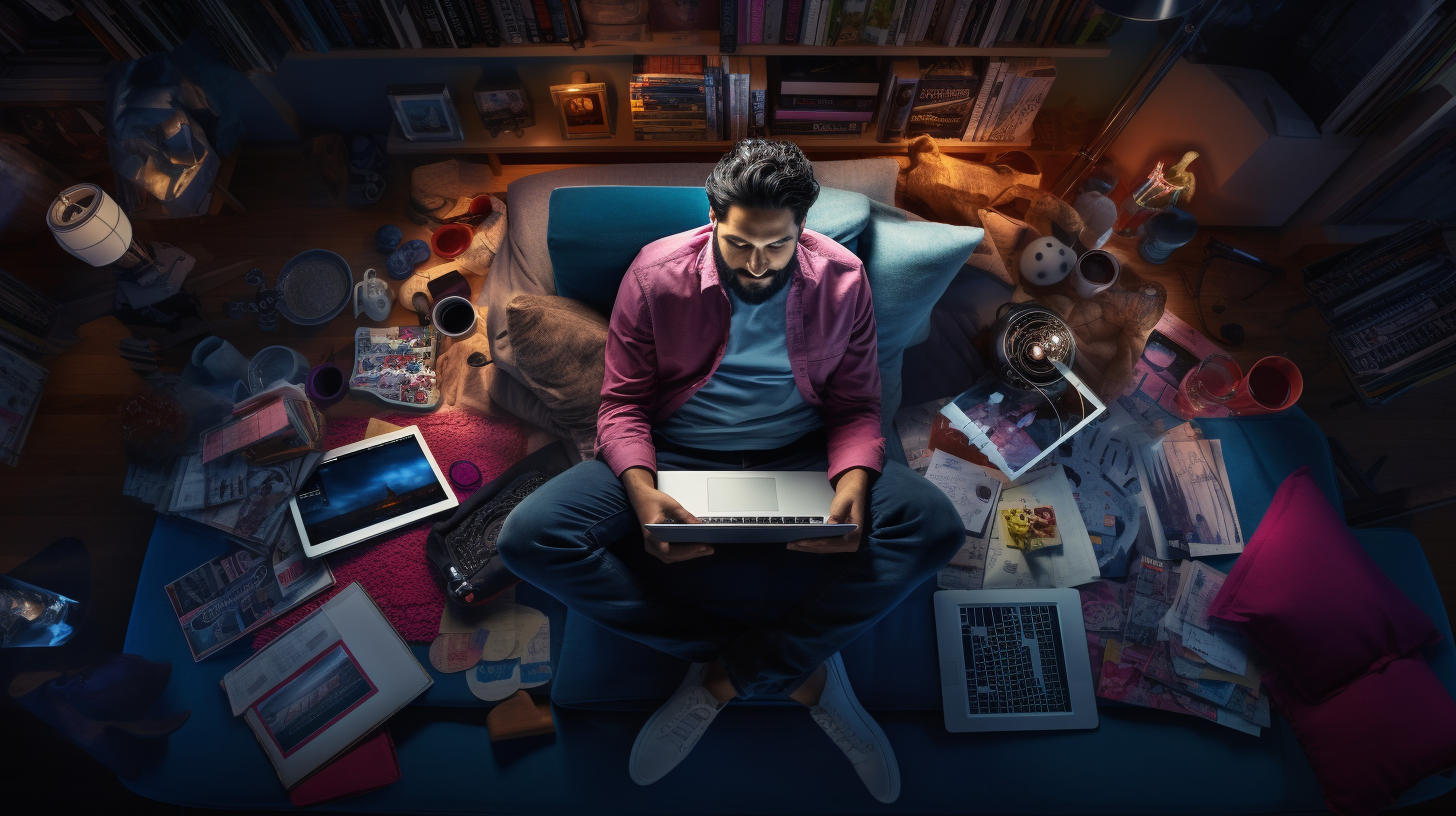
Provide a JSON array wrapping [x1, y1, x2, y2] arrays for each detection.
[[825, 654, 900, 803]]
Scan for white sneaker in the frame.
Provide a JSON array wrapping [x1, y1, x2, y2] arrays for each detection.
[[808, 653, 901, 804], [628, 662, 724, 786]]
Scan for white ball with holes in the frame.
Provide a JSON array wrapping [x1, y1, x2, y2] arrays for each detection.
[[1019, 236, 1074, 286]]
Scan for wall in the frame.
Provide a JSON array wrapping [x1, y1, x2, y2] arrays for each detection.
[[220, 20, 1167, 143]]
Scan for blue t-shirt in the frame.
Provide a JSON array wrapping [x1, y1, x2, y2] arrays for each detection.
[[655, 284, 824, 450]]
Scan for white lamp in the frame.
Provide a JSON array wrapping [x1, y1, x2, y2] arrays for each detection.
[[47, 183, 193, 309]]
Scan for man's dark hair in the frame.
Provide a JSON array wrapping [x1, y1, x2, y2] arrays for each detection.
[[705, 139, 820, 225]]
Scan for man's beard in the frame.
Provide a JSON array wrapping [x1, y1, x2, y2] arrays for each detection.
[[713, 228, 798, 305]]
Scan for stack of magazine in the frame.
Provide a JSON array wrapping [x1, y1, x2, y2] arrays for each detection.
[[1304, 220, 1456, 405]]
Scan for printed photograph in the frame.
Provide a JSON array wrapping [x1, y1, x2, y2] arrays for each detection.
[[398, 99, 453, 134], [255, 642, 376, 757]]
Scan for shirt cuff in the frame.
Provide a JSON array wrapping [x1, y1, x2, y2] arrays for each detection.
[[827, 438, 885, 482], [599, 436, 659, 478]]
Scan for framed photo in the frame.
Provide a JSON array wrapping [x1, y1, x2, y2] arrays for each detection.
[[386, 83, 464, 142], [549, 81, 612, 140], [472, 83, 534, 138]]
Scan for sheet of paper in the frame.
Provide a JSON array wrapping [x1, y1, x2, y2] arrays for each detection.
[[224, 611, 343, 716], [1181, 625, 1249, 676], [938, 532, 991, 589], [924, 449, 1002, 536], [981, 469, 1100, 589]]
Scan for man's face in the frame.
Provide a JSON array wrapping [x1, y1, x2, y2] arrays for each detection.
[[710, 204, 801, 303]]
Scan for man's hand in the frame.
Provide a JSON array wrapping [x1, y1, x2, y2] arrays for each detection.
[[621, 467, 715, 564], [788, 467, 871, 554]]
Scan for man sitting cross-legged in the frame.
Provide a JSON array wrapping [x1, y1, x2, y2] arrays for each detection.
[[498, 139, 963, 804]]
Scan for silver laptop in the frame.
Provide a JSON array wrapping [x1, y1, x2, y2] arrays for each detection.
[[646, 471, 857, 544], [934, 589, 1099, 732]]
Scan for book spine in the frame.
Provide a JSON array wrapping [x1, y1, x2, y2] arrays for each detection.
[[893, 0, 914, 44], [782, 0, 803, 42], [771, 120, 863, 134], [489, 0, 524, 42], [356, 0, 401, 46], [301, 0, 351, 46], [720, 0, 737, 52], [749, 0, 763, 42], [705, 67, 719, 139], [975, 59, 1010, 140], [942, 0, 970, 46], [877, 0, 906, 46], [331, 0, 373, 46], [542, 0, 570, 41], [260, 0, 308, 52], [464, 0, 500, 44], [964, 58, 998, 139], [528, 0, 554, 40], [434, 0, 470, 44], [511, 0, 540, 41], [816, 0, 835, 44], [801, 0, 821, 45], [371, 0, 410, 47], [763, 0, 783, 43]]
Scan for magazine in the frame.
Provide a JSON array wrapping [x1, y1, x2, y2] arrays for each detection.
[[164, 525, 334, 661], [1128, 422, 1244, 559], [1116, 310, 1226, 436]]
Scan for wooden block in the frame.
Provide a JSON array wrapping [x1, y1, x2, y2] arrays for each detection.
[[364, 418, 404, 439], [486, 690, 554, 742]]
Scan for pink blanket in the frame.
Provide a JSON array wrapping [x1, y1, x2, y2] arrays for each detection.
[[253, 410, 528, 646]]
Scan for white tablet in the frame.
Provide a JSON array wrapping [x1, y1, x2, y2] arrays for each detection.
[[289, 426, 459, 559]]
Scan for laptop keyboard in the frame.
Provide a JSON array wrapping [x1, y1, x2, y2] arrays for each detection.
[[693, 516, 828, 524], [960, 604, 1072, 715]]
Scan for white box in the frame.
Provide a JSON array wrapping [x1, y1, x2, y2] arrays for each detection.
[[1106, 59, 1360, 227]]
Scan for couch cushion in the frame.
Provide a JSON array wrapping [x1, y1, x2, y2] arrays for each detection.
[[1266, 651, 1456, 816], [506, 294, 609, 436], [546, 186, 872, 317], [1209, 467, 1441, 702], [855, 201, 984, 444]]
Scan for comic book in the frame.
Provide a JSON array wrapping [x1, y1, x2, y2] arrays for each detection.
[[349, 326, 441, 411]]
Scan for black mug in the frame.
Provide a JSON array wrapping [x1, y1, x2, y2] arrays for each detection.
[[432, 296, 477, 338]]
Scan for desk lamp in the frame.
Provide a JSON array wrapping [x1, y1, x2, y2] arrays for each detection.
[[46, 183, 193, 309]]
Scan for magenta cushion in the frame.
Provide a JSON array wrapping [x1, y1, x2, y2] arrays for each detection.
[[1208, 466, 1440, 701], [1267, 652, 1456, 816]]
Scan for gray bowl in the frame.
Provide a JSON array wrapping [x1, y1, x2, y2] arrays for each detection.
[[276, 249, 353, 326]]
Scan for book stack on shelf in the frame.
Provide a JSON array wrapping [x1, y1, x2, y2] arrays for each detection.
[[770, 55, 880, 138], [966, 55, 1054, 141], [723, 0, 1120, 49], [1303, 220, 1456, 406], [631, 55, 709, 141]]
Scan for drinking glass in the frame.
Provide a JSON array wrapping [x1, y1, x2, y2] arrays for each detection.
[[1174, 354, 1242, 418]]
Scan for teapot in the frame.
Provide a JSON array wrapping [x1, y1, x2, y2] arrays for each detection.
[[353, 268, 395, 321]]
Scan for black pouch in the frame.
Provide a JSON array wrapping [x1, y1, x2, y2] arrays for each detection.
[[426, 441, 575, 606]]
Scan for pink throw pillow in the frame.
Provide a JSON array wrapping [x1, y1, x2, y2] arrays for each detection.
[[1267, 652, 1456, 816], [1208, 466, 1440, 701]]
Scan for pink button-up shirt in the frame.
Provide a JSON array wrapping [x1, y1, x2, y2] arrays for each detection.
[[596, 224, 885, 480]]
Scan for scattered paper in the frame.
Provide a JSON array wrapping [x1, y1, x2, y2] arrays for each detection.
[[924, 449, 1002, 535], [468, 659, 521, 702], [429, 631, 486, 673], [518, 620, 552, 689]]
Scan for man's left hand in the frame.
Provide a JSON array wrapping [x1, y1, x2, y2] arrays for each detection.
[[787, 467, 871, 554]]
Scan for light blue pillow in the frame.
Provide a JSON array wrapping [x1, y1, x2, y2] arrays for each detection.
[[855, 201, 984, 461]]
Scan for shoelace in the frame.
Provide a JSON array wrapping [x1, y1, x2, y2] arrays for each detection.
[[812, 706, 875, 758], [655, 700, 715, 750]]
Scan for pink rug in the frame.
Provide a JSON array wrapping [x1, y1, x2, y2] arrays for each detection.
[[252, 410, 529, 647]]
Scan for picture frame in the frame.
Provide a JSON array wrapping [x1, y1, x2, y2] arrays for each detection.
[[549, 81, 612, 140], [472, 82, 534, 139], [386, 83, 465, 142]]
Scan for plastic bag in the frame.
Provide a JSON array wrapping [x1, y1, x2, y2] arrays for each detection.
[[106, 50, 240, 217], [1, 575, 78, 648]]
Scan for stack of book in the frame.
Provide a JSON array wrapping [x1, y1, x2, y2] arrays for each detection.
[[964, 56, 1056, 142], [1304, 220, 1456, 405], [721, 0, 1119, 49], [770, 56, 879, 139], [631, 56, 710, 142], [907, 57, 982, 139]]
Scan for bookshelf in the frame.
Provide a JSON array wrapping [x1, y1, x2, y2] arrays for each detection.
[[386, 100, 1032, 157], [283, 31, 1112, 59]]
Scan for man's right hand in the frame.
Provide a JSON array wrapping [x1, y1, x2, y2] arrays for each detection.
[[621, 467, 715, 564]]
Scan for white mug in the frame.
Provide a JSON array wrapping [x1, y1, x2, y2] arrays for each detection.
[[432, 295, 478, 339], [353, 268, 395, 321], [1072, 250, 1121, 299]]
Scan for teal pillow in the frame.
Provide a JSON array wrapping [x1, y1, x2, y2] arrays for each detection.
[[547, 186, 871, 316], [855, 201, 984, 454]]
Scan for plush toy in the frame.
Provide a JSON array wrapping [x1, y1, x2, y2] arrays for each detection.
[[1019, 236, 1074, 285]]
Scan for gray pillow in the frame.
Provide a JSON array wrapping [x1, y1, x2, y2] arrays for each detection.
[[505, 294, 608, 435]]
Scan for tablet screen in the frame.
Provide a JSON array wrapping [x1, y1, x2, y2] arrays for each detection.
[[294, 434, 449, 545]]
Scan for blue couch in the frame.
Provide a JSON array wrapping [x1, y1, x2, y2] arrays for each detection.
[[120, 162, 1456, 812]]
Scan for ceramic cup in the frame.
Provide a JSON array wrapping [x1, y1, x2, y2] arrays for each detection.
[[432, 295, 478, 339], [1225, 356, 1304, 415], [305, 363, 349, 409], [431, 223, 474, 260], [353, 268, 395, 321], [1072, 249, 1121, 299], [190, 336, 250, 385]]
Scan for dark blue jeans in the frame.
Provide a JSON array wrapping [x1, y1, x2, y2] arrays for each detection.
[[497, 434, 963, 698]]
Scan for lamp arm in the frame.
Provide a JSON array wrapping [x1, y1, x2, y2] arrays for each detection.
[[1049, 0, 1227, 199]]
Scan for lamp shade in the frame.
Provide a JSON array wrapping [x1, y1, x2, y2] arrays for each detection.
[[1096, 0, 1203, 21], [47, 183, 132, 267]]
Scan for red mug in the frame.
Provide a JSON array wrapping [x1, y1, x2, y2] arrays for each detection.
[[431, 223, 473, 259], [1225, 356, 1303, 415]]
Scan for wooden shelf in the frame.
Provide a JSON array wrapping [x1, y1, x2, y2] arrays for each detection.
[[285, 31, 1111, 60], [387, 102, 1029, 155]]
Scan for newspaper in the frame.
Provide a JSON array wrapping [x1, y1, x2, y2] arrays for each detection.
[[164, 525, 334, 661]]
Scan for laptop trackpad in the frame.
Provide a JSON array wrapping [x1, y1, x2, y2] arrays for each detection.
[[706, 477, 779, 513]]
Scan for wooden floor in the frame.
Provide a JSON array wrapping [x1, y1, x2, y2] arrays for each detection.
[[1, 145, 1453, 814]]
